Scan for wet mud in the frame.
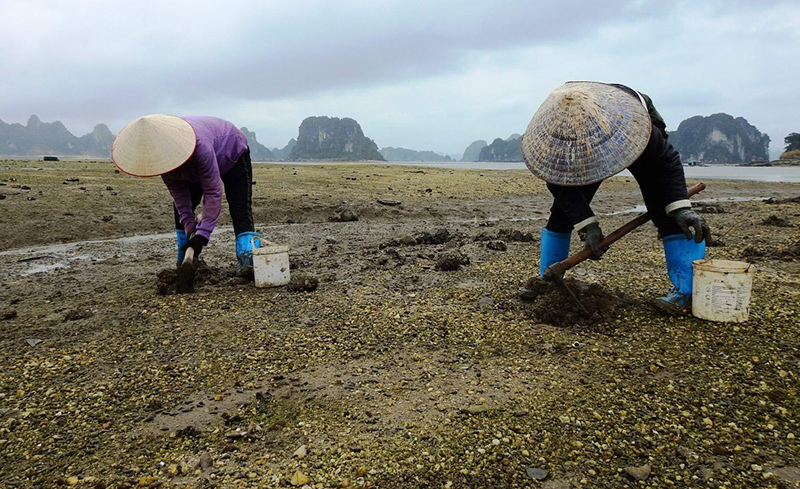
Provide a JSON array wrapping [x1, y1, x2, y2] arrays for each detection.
[[155, 260, 252, 295], [519, 276, 628, 327]]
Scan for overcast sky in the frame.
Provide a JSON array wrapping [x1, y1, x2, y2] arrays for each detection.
[[1, 0, 797, 159]]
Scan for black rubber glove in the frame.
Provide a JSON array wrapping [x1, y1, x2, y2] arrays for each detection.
[[180, 235, 209, 257], [672, 208, 712, 243], [580, 222, 606, 260]]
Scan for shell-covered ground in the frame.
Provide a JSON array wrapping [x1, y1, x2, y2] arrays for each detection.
[[1, 160, 799, 488]]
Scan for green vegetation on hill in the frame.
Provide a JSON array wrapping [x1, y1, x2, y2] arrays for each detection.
[[478, 135, 522, 162], [460, 140, 487, 162], [0, 115, 114, 157], [667, 113, 770, 163], [782, 132, 800, 158], [380, 147, 451, 162], [289, 116, 384, 161]]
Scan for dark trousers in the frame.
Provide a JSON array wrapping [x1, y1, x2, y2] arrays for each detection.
[[174, 149, 255, 236], [546, 158, 683, 238]]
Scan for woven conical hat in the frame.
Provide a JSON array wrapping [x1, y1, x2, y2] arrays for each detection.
[[521, 82, 651, 186], [112, 114, 196, 177]]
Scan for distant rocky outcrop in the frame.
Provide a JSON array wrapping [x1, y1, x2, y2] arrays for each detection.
[[0, 115, 115, 157], [460, 140, 487, 162], [288, 116, 384, 161], [271, 139, 296, 161], [668, 113, 770, 163], [380, 147, 452, 162], [0, 115, 277, 161], [478, 134, 522, 162], [239, 127, 274, 161]]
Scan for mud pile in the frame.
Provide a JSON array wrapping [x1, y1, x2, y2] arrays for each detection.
[[156, 260, 251, 295], [520, 276, 626, 327]]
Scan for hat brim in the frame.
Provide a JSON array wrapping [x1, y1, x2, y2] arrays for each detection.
[[521, 82, 652, 186], [112, 114, 196, 177]]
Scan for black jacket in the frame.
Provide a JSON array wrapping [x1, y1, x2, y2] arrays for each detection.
[[547, 123, 688, 227]]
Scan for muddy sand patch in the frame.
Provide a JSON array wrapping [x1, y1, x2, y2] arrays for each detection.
[[156, 260, 252, 295], [519, 276, 628, 327]]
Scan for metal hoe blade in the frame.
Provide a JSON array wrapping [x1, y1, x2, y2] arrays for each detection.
[[544, 267, 591, 318]]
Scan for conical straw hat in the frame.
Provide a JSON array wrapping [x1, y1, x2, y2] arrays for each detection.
[[112, 114, 196, 177], [521, 82, 652, 186]]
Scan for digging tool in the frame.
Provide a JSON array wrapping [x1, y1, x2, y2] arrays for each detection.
[[542, 182, 707, 314], [176, 246, 196, 294]]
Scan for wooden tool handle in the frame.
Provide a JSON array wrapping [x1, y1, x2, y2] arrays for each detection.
[[183, 246, 195, 265], [546, 182, 706, 276]]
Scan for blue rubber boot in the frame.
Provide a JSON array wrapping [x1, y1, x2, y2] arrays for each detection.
[[539, 227, 571, 277], [176, 230, 188, 267], [235, 231, 262, 270], [658, 234, 706, 306]]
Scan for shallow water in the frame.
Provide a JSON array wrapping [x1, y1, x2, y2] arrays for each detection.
[[359, 161, 800, 183]]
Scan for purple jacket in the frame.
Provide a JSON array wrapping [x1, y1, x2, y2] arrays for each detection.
[[162, 116, 249, 240]]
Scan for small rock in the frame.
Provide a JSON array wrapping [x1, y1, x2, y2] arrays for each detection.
[[1, 308, 17, 320], [436, 251, 469, 271], [198, 452, 213, 470], [377, 198, 401, 206], [339, 209, 359, 222], [461, 404, 489, 415], [398, 235, 417, 246], [526, 467, 549, 481], [417, 228, 450, 245], [287, 274, 319, 292], [167, 464, 180, 477], [67, 476, 79, 486], [486, 240, 507, 251], [624, 464, 651, 481], [225, 430, 245, 439], [677, 446, 699, 463], [698, 466, 713, 481], [106, 186, 113, 190], [64, 309, 93, 321], [25, 338, 43, 346], [290, 469, 309, 486], [477, 296, 495, 309], [138, 475, 156, 486], [102, 215, 113, 222], [293, 444, 307, 459]]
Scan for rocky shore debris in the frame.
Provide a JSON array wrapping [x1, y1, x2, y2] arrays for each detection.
[[330, 209, 359, 222], [287, 274, 319, 292], [156, 260, 248, 295], [1, 308, 17, 320], [381, 227, 450, 248], [695, 202, 726, 214], [416, 227, 451, 245], [623, 464, 652, 481], [436, 250, 469, 271], [525, 467, 549, 481], [761, 215, 792, 227], [474, 228, 535, 243], [765, 195, 800, 204], [486, 240, 507, 251], [520, 276, 625, 326]]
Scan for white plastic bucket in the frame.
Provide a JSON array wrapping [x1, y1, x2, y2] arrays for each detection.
[[692, 259, 755, 322], [252, 239, 290, 288]]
